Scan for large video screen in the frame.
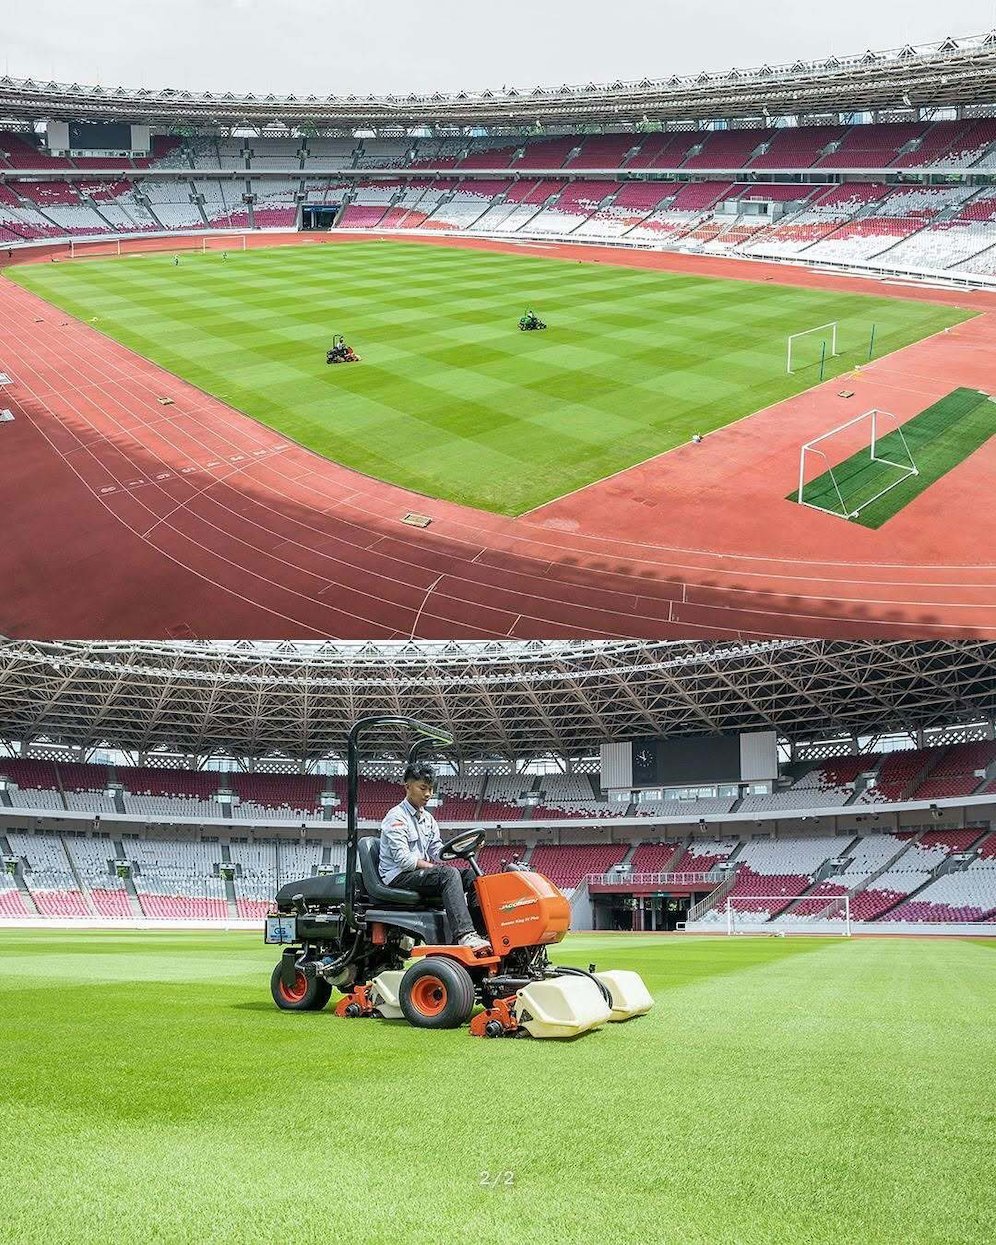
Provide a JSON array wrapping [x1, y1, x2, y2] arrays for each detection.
[[631, 734, 741, 786], [68, 122, 132, 151]]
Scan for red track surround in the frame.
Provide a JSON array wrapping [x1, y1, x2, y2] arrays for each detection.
[[2, 231, 995, 640]]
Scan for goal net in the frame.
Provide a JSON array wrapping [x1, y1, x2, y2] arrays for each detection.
[[723, 895, 852, 935], [787, 321, 839, 375], [797, 408, 918, 520]]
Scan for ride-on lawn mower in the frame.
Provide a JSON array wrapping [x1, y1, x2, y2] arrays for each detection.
[[266, 716, 653, 1038], [326, 334, 360, 364], [518, 309, 546, 331]]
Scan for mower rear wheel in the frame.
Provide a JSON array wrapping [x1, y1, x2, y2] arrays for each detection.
[[270, 963, 333, 1012], [399, 957, 475, 1030]]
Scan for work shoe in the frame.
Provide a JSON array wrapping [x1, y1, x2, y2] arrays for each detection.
[[459, 933, 491, 951]]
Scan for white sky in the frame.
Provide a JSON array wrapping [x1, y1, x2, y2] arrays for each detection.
[[2, 0, 996, 96]]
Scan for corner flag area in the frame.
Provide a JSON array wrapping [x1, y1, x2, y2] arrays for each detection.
[[792, 387, 996, 528]]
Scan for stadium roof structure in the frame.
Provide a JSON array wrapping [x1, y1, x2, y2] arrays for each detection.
[[2, 32, 996, 129], [0, 639, 994, 763]]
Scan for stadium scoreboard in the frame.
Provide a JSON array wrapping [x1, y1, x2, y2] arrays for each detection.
[[46, 121, 150, 155], [632, 735, 742, 786], [601, 731, 778, 791]]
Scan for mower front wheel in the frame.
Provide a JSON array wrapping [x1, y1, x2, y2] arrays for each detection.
[[270, 963, 333, 1012], [399, 957, 475, 1030]]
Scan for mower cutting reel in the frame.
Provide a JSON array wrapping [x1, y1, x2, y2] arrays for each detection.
[[266, 715, 653, 1038]]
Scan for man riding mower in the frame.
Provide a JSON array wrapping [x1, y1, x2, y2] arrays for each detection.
[[326, 334, 360, 364], [379, 760, 490, 952], [518, 309, 546, 331], [265, 716, 653, 1038]]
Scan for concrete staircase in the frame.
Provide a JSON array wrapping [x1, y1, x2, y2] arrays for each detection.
[[59, 835, 98, 916], [0, 833, 39, 914], [114, 839, 145, 917], [220, 845, 239, 919]]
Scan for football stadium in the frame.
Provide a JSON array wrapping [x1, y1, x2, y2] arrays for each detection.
[[2, 32, 996, 638], [1, 637, 995, 1243]]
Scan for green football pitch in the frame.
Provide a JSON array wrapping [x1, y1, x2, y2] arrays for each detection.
[[2, 929, 994, 1245], [7, 242, 972, 515]]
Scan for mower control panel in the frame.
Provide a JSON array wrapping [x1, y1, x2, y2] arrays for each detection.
[[264, 916, 298, 945]]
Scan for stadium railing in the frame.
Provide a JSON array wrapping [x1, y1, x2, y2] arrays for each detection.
[[585, 871, 724, 887]]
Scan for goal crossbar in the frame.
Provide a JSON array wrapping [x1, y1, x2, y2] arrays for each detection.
[[797, 408, 918, 520], [787, 320, 839, 374]]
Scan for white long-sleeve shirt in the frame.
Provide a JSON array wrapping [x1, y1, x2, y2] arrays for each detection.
[[378, 798, 442, 883]]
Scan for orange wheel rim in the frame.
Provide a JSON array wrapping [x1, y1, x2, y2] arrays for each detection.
[[279, 971, 308, 1003], [410, 975, 447, 1017]]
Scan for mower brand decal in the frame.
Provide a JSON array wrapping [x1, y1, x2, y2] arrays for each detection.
[[499, 897, 538, 912]]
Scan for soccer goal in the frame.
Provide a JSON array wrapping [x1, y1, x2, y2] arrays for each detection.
[[724, 895, 851, 936], [199, 233, 249, 253], [797, 408, 918, 521], [787, 320, 839, 375]]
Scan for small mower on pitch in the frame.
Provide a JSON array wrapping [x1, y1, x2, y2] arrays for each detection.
[[266, 716, 653, 1038], [518, 309, 546, 332], [326, 334, 360, 364]]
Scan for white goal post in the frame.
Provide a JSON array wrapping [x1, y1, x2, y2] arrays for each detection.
[[787, 320, 839, 374], [724, 895, 852, 936], [797, 408, 919, 521]]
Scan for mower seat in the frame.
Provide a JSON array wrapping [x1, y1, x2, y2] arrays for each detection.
[[357, 836, 426, 907], [275, 873, 346, 907], [365, 908, 450, 945]]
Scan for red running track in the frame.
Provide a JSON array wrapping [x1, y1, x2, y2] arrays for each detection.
[[2, 231, 996, 640]]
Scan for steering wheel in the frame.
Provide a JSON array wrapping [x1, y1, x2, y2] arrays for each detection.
[[439, 828, 486, 861]]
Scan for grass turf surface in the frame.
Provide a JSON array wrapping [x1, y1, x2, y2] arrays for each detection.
[[794, 387, 996, 527], [2, 930, 995, 1245], [6, 241, 972, 515]]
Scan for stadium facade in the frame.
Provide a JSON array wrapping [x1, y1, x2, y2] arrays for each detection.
[[1, 639, 995, 934], [2, 32, 996, 285]]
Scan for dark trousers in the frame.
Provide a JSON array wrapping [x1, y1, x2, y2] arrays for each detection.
[[390, 865, 477, 941]]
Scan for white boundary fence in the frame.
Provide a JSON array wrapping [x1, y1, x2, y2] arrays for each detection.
[[685, 912, 996, 937], [67, 231, 251, 259], [4, 225, 996, 293], [0, 916, 262, 930], [2, 913, 993, 935]]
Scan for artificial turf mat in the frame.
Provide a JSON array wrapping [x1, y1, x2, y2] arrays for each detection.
[[793, 387, 996, 527], [6, 241, 972, 515], [2, 929, 995, 1245]]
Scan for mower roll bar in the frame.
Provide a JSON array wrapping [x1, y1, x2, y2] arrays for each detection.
[[342, 715, 455, 928]]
